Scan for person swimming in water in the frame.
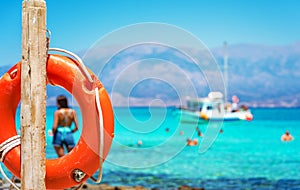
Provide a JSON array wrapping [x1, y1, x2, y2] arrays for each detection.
[[196, 126, 203, 137], [281, 130, 294, 142], [187, 138, 198, 146], [52, 95, 79, 157]]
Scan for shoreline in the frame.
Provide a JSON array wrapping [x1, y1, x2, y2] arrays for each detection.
[[1, 177, 300, 189], [86, 184, 204, 190], [0, 178, 204, 190]]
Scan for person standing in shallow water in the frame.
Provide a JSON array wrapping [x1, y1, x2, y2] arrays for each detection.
[[52, 95, 79, 157]]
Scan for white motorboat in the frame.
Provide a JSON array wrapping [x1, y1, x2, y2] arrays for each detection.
[[175, 92, 253, 123]]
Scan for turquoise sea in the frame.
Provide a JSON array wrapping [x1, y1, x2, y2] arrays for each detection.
[[3, 107, 300, 189]]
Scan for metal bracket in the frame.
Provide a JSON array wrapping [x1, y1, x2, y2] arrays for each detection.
[[72, 169, 86, 183]]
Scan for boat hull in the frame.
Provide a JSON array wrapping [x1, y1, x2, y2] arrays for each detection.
[[174, 108, 253, 123]]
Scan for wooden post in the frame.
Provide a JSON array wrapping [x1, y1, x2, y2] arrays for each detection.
[[21, 0, 47, 189]]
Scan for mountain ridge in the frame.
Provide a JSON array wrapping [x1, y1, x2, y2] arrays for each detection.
[[1, 42, 299, 107], [212, 42, 300, 107]]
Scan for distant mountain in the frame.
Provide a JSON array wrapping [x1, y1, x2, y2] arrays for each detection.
[[1, 42, 299, 108], [212, 42, 300, 107]]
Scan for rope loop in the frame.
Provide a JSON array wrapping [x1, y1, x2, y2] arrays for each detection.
[[0, 135, 20, 162], [48, 48, 94, 83], [0, 135, 21, 190], [90, 87, 104, 183]]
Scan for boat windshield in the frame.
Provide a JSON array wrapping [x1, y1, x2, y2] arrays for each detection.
[[186, 99, 223, 111]]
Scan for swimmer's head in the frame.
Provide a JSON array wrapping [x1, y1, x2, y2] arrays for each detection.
[[137, 140, 143, 146]]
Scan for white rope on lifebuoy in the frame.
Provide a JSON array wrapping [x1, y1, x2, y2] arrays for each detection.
[[48, 48, 94, 83], [0, 135, 20, 162], [0, 135, 21, 190], [91, 87, 104, 183]]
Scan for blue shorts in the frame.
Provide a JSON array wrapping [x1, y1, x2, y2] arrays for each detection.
[[53, 127, 75, 148]]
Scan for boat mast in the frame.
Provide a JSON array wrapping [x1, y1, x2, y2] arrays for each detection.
[[223, 41, 228, 103]]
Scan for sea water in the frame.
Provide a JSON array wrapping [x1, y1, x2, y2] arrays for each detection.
[[2, 107, 300, 189], [101, 107, 300, 189]]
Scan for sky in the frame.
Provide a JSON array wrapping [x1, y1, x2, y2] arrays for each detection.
[[1, 0, 300, 67]]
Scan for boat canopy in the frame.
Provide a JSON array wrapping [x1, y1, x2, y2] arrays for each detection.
[[186, 92, 224, 111]]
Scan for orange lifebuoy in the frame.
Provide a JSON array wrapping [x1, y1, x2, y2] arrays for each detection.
[[0, 54, 114, 189]]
